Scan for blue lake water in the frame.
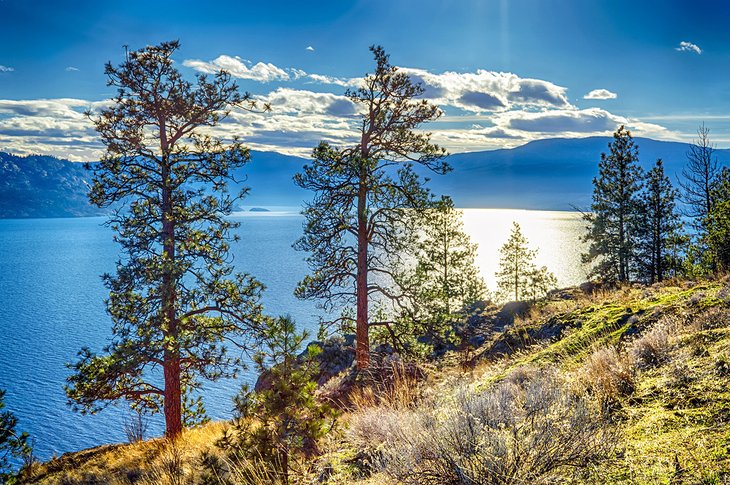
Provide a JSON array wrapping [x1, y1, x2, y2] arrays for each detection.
[[0, 209, 588, 459]]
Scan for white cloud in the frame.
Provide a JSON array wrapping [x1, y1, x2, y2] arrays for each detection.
[[583, 88, 617, 100], [496, 107, 676, 140], [182, 55, 290, 82], [400, 67, 572, 113], [65, 66, 79, 72], [676, 41, 702, 55], [306, 73, 362, 88], [0, 65, 14, 72], [256, 88, 357, 116], [181, 54, 571, 116], [0, 98, 91, 118], [0, 56, 687, 161], [306, 46, 315, 52]]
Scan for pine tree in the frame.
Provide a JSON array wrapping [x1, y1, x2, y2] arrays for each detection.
[[0, 390, 29, 483], [65, 41, 266, 438], [526, 265, 558, 302], [706, 167, 730, 272], [582, 125, 644, 283], [496, 222, 556, 302], [402, 196, 487, 347], [636, 160, 683, 283], [218, 316, 334, 484], [294, 46, 448, 369]]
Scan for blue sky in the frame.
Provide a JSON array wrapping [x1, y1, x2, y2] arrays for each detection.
[[1, 0, 729, 160]]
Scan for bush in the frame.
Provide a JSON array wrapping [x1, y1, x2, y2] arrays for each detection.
[[629, 322, 671, 369], [579, 346, 636, 413], [692, 306, 729, 331], [347, 368, 615, 484]]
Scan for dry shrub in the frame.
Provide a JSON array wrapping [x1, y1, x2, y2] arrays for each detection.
[[346, 367, 615, 484], [349, 359, 426, 410], [691, 306, 729, 331], [629, 321, 672, 369], [123, 407, 149, 444], [579, 346, 635, 413], [139, 440, 188, 485]]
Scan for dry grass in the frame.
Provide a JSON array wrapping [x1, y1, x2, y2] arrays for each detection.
[[578, 346, 636, 413], [26, 422, 228, 484], [348, 360, 427, 411], [628, 319, 673, 369], [26, 280, 730, 485], [346, 367, 616, 484]]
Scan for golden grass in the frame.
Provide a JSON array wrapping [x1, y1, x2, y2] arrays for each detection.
[[26, 421, 229, 484]]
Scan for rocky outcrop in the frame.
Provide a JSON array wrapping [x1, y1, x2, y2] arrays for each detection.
[[254, 334, 356, 392]]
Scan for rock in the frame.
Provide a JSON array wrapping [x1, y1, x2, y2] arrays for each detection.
[[255, 333, 356, 392], [579, 281, 601, 294]]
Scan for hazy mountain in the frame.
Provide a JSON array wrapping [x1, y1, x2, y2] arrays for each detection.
[[2, 137, 729, 218], [430, 137, 730, 210], [0, 152, 101, 218], [0, 151, 308, 218]]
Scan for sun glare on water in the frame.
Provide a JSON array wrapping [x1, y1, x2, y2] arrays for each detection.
[[461, 209, 591, 291]]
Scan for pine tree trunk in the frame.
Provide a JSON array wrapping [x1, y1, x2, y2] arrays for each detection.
[[163, 352, 182, 438], [356, 177, 370, 369], [161, 155, 182, 439]]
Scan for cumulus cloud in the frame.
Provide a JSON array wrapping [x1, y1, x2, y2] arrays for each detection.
[[458, 91, 506, 110], [0, 65, 14, 72], [676, 41, 702, 55], [583, 88, 617, 100], [255, 88, 357, 116], [400, 68, 571, 113], [0, 98, 91, 118], [495, 107, 675, 140], [183, 55, 290, 82], [0, 56, 685, 160]]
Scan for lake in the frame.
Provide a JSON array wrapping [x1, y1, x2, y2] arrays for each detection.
[[0, 209, 588, 459]]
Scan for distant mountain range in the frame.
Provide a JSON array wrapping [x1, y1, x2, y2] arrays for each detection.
[[433, 137, 730, 210], [0, 152, 100, 218], [2, 137, 729, 218]]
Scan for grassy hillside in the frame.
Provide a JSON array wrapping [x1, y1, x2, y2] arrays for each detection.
[[23, 278, 730, 484]]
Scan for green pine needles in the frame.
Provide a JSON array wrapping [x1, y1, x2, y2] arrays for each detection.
[[216, 316, 335, 484], [65, 41, 267, 438], [294, 46, 449, 369], [0, 389, 29, 483], [495, 222, 557, 302]]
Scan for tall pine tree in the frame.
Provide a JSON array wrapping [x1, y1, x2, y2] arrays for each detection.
[[636, 160, 683, 283], [582, 125, 644, 283], [65, 41, 266, 438], [294, 46, 448, 369]]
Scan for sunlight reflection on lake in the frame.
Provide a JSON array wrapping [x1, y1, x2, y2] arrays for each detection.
[[461, 209, 590, 292]]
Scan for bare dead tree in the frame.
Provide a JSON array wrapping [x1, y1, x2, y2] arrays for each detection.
[[678, 123, 722, 233]]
